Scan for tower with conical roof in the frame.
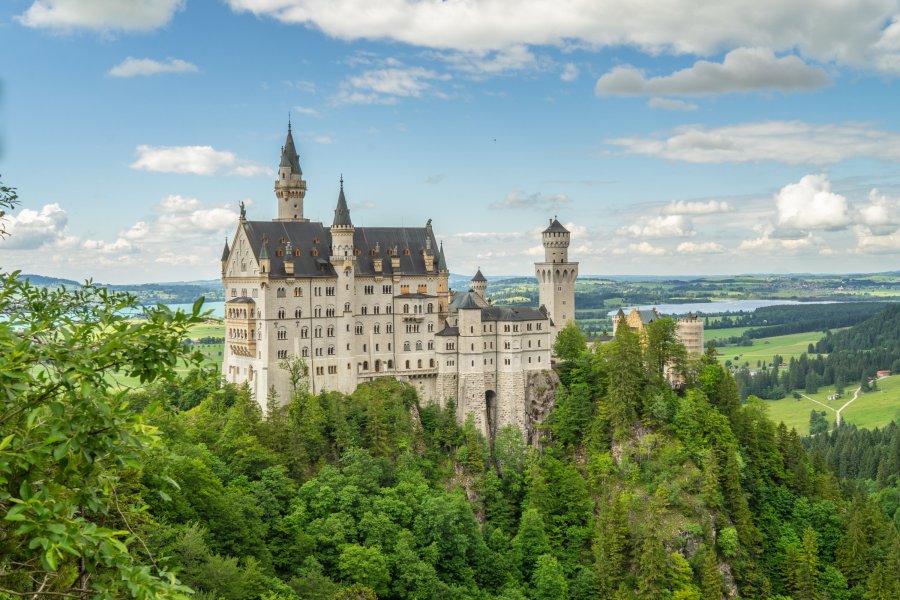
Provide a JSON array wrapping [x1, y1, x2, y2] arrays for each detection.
[[472, 268, 487, 301], [534, 217, 578, 345], [274, 118, 308, 221]]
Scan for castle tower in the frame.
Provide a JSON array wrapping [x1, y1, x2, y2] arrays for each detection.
[[534, 217, 578, 344], [330, 177, 356, 393], [220, 238, 230, 276], [274, 119, 308, 221], [471, 269, 487, 301], [436, 241, 451, 319]]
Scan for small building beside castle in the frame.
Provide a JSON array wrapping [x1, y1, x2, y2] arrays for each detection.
[[611, 307, 704, 355], [221, 122, 578, 436]]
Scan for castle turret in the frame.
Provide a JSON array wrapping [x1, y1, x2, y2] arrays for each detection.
[[472, 268, 487, 301], [274, 118, 308, 221], [220, 238, 230, 275], [330, 178, 356, 393], [534, 217, 578, 345], [258, 241, 270, 275]]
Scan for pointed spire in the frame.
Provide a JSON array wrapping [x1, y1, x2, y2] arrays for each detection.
[[279, 119, 302, 174], [437, 240, 448, 271], [332, 176, 353, 228], [472, 268, 486, 282], [221, 238, 230, 261], [259, 241, 269, 260]]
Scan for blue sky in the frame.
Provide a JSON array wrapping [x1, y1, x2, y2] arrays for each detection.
[[2, 0, 900, 283]]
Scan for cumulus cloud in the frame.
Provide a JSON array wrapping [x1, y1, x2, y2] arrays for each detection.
[[775, 174, 851, 230], [612, 241, 667, 256], [108, 57, 198, 77], [0, 203, 67, 249], [854, 227, 900, 253], [560, 63, 579, 82], [157, 194, 202, 213], [17, 0, 183, 32], [618, 214, 694, 238], [130, 145, 270, 176], [677, 241, 725, 254], [737, 233, 820, 253], [490, 190, 571, 211], [595, 48, 829, 96], [334, 66, 450, 105], [224, 0, 900, 73], [662, 200, 732, 215], [607, 121, 900, 165], [856, 189, 900, 231], [647, 97, 698, 111], [438, 45, 539, 77]]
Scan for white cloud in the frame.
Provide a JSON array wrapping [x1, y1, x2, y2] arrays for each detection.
[[438, 45, 540, 77], [350, 201, 377, 210], [775, 174, 851, 230], [647, 97, 698, 111], [82, 237, 135, 254], [225, 1, 900, 73], [293, 105, 320, 117], [596, 48, 828, 96], [490, 190, 571, 211], [108, 57, 198, 77], [662, 200, 732, 215], [0, 203, 67, 249], [856, 189, 900, 229], [737, 233, 819, 253], [560, 62, 579, 82], [854, 226, 900, 253], [335, 66, 450, 105], [607, 121, 900, 165], [17, 0, 183, 32], [618, 214, 694, 238], [612, 241, 667, 256], [157, 194, 202, 213], [453, 231, 530, 242], [130, 145, 270, 176], [677, 241, 725, 254]]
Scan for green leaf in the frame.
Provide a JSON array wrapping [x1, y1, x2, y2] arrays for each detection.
[[4, 504, 27, 521], [53, 442, 68, 461], [44, 548, 58, 571], [0, 434, 13, 452]]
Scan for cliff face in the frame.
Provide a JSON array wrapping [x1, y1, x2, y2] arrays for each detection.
[[523, 369, 559, 445]]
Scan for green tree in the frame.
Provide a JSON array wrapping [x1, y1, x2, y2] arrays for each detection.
[[513, 508, 551, 580], [531, 554, 568, 600], [554, 321, 587, 363], [338, 544, 390, 597], [0, 173, 17, 236], [699, 548, 722, 600], [599, 323, 644, 434], [645, 317, 688, 383], [0, 273, 204, 597]]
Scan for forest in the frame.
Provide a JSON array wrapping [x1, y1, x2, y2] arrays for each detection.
[[733, 304, 900, 400], [2, 266, 899, 600]]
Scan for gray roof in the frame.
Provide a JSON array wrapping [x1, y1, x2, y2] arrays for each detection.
[[396, 292, 437, 299], [437, 241, 448, 271], [449, 290, 488, 310], [240, 220, 440, 278], [472, 269, 486, 282], [636, 309, 661, 324], [221, 239, 230, 262], [279, 123, 302, 174], [435, 326, 459, 337], [332, 180, 353, 228], [543, 218, 568, 234], [226, 296, 256, 304], [481, 306, 547, 322]]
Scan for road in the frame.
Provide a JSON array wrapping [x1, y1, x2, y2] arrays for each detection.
[[800, 385, 861, 427]]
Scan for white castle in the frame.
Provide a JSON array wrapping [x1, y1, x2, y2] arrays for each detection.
[[221, 123, 578, 436]]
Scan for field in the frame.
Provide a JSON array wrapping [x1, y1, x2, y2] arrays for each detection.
[[761, 376, 900, 435], [705, 326, 755, 343], [716, 330, 824, 367]]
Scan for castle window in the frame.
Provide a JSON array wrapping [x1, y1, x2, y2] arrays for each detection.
[[316, 348, 323, 357], [505, 342, 511, 349], [314, 307, 322, 317], [345, 303, 351, 312], [386, 323, 393, 333], [374, 323, 381, 334], [276, 288, 285, 298], [416, 341, 423, 351], [326, 308, 335, 317], [231, 288, 237, 297], [538, 340, 541, 347], [361, 305, 368, 315], [383, 285, 392, 294], [277, 350, 288, 359], [537, 356, 541, 362], [405, 360, 410, 369], [429, 359, 435, 368], [504, 325, 510, 332], [302, 347, 309, 357], [364, 285, 374, 295], [404, 248, 411, 256], [355, 325, 363, 335], [387, 360, 394, 369], [294, 287, 302, 297], [363, 344, 367, 352], [505, 358, 511, 365], [386, 305, 392, 314], [400, 285, 409, 295], [528, 340, 532, 348], [363, 361, 369, 370], [470, 326, 474, 334], [316, 366, 324, 375], [403, 304, 409, 314], [404, 342, 411, 351], [417, 359, 422, 368], [301, 327, 309, 339], [315, 287, 321, 296], [428, 323, 433, 332], [241, 288, 248, 297], [446, 342, 455, 350], [241, 261, 246, 272], [277, 330, 287, 340], [277, 309, 285, 319], [295, 248, 301, 256], [537, 323, 542, 330], [327, 326, 335, 337], [315, 327, 322, 338], [326, 287, 335, 296], [295, 308, 302, 318], [418, 285, 427, 294], [427, 303, 433, 313], [428, 341, 433, 350], [328, 365, 337, 374], [328, 345, 335, 355], [277, 249, 283, 257], [528, 357, 532, 363], [312, 248, 318, 257]]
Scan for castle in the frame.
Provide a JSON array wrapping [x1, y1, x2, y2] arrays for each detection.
[[221, 123, 578, 436], [611, 307, 704, 356]]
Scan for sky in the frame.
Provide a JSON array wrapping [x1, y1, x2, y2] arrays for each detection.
[[2, 1, 900, 284]]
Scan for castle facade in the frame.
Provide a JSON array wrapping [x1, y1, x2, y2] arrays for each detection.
[[221, 123, 578, 436]]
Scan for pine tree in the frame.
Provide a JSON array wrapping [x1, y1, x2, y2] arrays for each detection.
[[700, 548, 722, 600]]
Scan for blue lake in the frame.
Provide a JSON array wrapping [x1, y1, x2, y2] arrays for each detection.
[[605, 299, 837, 317]]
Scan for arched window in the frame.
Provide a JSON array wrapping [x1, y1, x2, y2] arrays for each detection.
[[429, 358, 435, 368], [315, 326, 322, 338], [327, 326, 334, 337], [403, 304, 409, 314], [277, 309, 285, 319], [277, 288, 286, 298], [417, 359, 422, 368], [294, 308, 302, 318], [427, 303, 433, 313], [345, 303, 351, 312], [405, 360, 410, 369], [403, 341, 411, 351], [386, 323, 393, 333], [302, 347, 309, 357], [293, 287, 302, 297], [301, 327, 308, 339], [374, 323, 381, 334], [387, 360, 394, 369], [363, 361, 369, 371], [415, 340, 423, 351]]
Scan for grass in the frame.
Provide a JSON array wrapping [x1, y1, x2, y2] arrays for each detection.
[[842, 375, 900, 430], [705, 326, 755, 343], [716, 330, 824, 367], [763, 396, 837, 435]]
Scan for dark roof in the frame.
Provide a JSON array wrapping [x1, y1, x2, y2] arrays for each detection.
[[259, 241, 269, 260], [395, 292, 437, 299], [472, 269, 486, 282], [636, 308, 661, 324], [280, 123, 302, 174], [543, 218, 568, 234], [221, 239, 230, 261], [615, 308, 626, 317], [436, 326, 459, 337], [239, 220, 440, 278], [226, 296, 256, 304], [437, 241, 448, 271], [332, 179, 353, 228], [481, 306, 548, 322], [454, 292, 482, 310]]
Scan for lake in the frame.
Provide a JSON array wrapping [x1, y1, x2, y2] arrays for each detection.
[[605, 299, 838, 317], [165, 300, 226, 319]]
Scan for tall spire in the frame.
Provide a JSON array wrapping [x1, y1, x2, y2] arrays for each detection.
[[437, 240, 448, 271], [221, 238, 230, 262], [279, 119, 301, 174], [332, 176, 353, 228]]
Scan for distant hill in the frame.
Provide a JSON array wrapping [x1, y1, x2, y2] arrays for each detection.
[[16, 273, 81, 287]]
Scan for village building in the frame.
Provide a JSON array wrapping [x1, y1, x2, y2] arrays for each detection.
[[611, 307, 704, 355]]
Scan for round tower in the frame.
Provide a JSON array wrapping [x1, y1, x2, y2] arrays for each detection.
[[534, 217, 579, 345], [471, 268, 487, 301], [274, 118, 308, 221]]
